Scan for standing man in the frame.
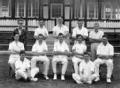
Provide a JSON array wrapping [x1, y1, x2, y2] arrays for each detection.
[[72, 53, 97, 84], [89, 23, 104, 61], [94, 35, 114, 83], [34, 20, 49, 40], [31, 34, 50, 81], [13, 18, 27, 46], [8, 34, 24, 72], [52, 17, 69, 38], [72, 34, 87, 74], [72, 21, 88, 40], [15, 50, 31, 81], [52, 33, 69, 80]]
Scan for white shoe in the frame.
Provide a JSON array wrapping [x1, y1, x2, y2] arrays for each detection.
[[44, 75, 49, 80], [87, 81, 92, 84], [31, 78, 38, 82], [107, 78, 111, 83], [53, 74, 57, 80], [61, 75, 65, 80], [94, 77, 100, 82]]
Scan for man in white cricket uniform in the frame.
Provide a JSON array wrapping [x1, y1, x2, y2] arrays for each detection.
[[72, 21, 88, 40], [34, 20, 49, 40], [94, 36, 114, 83], [52, 17, 69, 38], [31, 34, 50, 81], [89, 23, 104, 61], [15, 50, 31, 81], [52, 33, 69, 80], [8, 34, 24, 72], [72, 34, 87, 74], [72, 53, 97, 84]]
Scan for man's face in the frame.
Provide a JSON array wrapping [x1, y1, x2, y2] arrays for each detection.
[[14, 34, 19, 41], [20, 53, 25, 61], [57, 18, 63, 25], [77, 36, 83, 43], [39, 21, 44, 27], [84, 55, 90, 62], [18, 20, 23, 27], [94, 23, 99, 32], [78, 21, 83, 28], [102, 37, 108, 45], [38, 35, 43, 43], [58, 35, 64, 43]]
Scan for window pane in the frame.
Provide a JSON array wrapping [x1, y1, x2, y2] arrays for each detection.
[[74, 0, 84, 19], [87, 0, 98, 19], [51, 4, 63, 18], [32, 0, 39, 17], [0, 0, 11, 17]]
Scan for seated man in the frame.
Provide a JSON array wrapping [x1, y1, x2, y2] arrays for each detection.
[[52, 33, 69, 80], [94, 35, 114, 83], [72, 34, 87, 74], [15, 50, 31, 81], [72, 53, 97, 84], [31, 34, 50, 81], [8, 34, 24, 72]]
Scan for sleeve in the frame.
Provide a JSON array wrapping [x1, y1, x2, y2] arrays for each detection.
[[20, 43, 25, 50], [97, 44, 101, 55], [45, 28, 49, 36], [72, 44, 76, 50], [43, 42, 48, 51], [90, 62, 95, 72], [100, 31, 104, 38], [65, 43, 69, 52], [26, 59, 31, 69], [79, 62, 84, 73], [8, 43, 13, 51], [34, 28, 38, 36], [53, 42, 57, 51], [109, 45, 114, 56], [15, 61, 20, 70], [83, 28, 88, 37], [72, 28, 76, 37], [32, 44, 36, 52], [83, 45, 87, 52], [89, 31, 93, 38]]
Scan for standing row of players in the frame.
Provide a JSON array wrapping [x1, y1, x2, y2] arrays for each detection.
[[8, 17, 114, 84]]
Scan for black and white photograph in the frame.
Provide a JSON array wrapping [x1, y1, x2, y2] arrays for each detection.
[[0, 0, 120, 88]]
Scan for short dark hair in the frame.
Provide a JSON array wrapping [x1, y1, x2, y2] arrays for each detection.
[[38, 34, 44, 37], [20, 50, 25, 55], [76, 34, 83, 39], [58, 33, 64, 37]]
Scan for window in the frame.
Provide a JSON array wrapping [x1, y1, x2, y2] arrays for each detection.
[[87, 0, 98, 19], [51, 4, 63, 18], [32, 0, 39, 17], [0, 0, 11, 17], [16, 0, 26, 17], [74, 0, 85, 19]]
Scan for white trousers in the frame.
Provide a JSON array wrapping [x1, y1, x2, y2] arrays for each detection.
[[72, 73, 97, 84], [72, 56, 82, 74], [15, 70, 30, 80], [31, 67, 39, 78], [8, 55, 20, 71], [31, 56, 50, 76], [52, 55, 68, 75], [94, 58, 113, 79]]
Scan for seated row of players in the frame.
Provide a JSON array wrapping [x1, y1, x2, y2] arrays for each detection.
[[8, 32, 114, 84]]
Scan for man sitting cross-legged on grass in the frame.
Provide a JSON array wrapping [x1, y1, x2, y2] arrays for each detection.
[[72, 52, 97, 84], [15, 50, 31, 81]]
